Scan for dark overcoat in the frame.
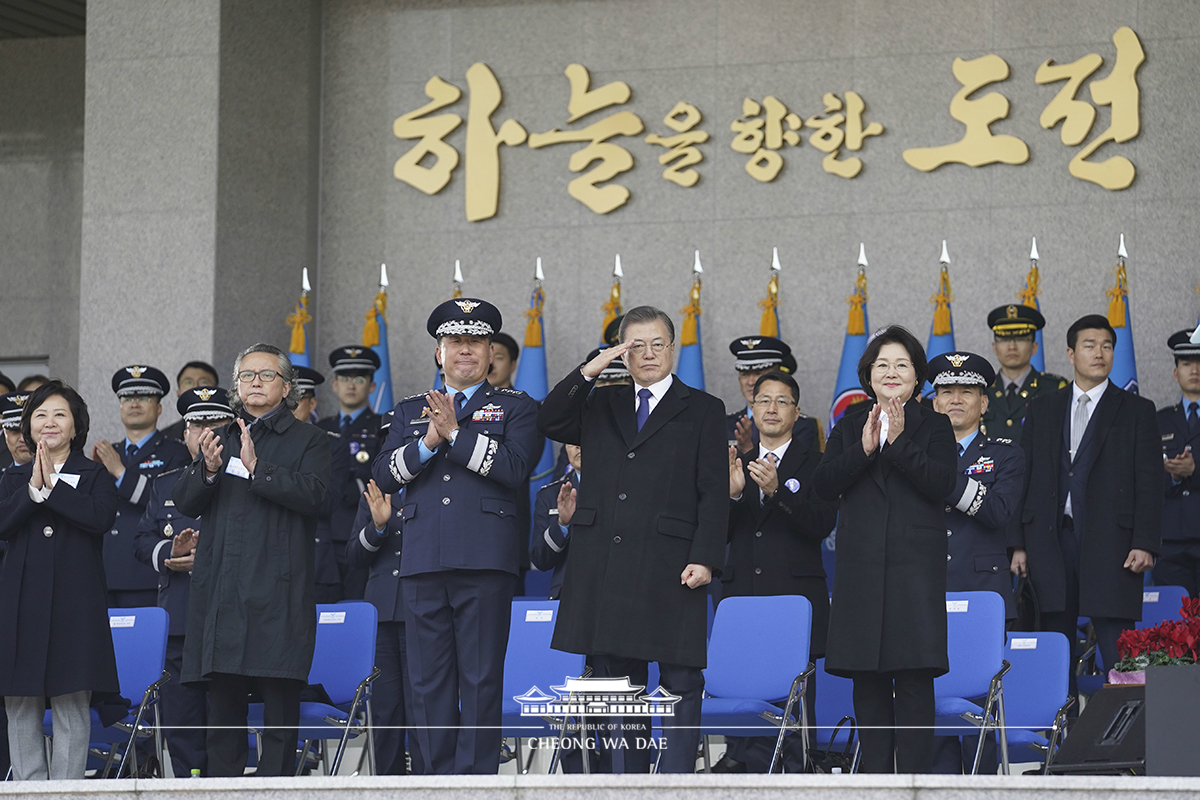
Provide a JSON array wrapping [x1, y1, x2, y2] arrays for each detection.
[[1015, 383, 1162, 620], [0, 452, 120, 696], [538, 370, 728, 669], [944, 435, 1024, 620], [724, 438, 837, 657], [812, 401, 957, 677], [172, 408, 330, 683]]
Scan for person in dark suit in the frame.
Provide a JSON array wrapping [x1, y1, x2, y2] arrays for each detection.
[[91, 365, 191, 608], [717, 370, 837, 773], [372, 298, 542, 775], [980, 305, 1068, 443], [539, 305, 728, 774], [812, 325, 957, 774], [1013, 314, 1161, 692], [0, 381, 120, 780], [1, 392, 32, 472], [134, 386, 234, 777], [726, 336, 822, 454], [1157, 329, 1200, 595], [927, 352, 1024, 774]]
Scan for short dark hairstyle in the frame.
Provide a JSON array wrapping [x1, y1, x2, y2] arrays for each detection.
[[21, 380, 90, 453], [491, 331, 519, 362], [1066, 314, 1116, 350], [856, 325, 928, 401], [619, 306, 676, 344], [17, 374, 49, 391], [177, 360, 219, 386], [752, 370, 800, 404]]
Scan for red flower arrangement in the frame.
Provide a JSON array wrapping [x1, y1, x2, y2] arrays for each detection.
[[1115, 596, 1200, 671]]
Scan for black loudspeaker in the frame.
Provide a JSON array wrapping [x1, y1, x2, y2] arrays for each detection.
[[1046, 685, 1145, 775], [1146, 665, 1200, 776]]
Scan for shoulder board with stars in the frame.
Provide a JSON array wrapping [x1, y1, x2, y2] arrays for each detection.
[[989, 437, 1014, 446], [401, 392, 428, 403], [155, 466, 186, 481], [325, 430, 343, 439], [494, 387, 528, 397], [539, 476, 569, 492]]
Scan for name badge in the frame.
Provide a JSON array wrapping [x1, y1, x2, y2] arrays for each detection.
[[56, 472, 81, 489], [226, 457, 251, 480]]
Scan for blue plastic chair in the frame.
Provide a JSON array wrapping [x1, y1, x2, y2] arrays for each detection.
[[933, 591, 1010, 774], [999, 632, 1074, 773], [812, 657, 860, 772], [44, 607, 170, 778], [700, 595, 813, 773], [1137, 585, 1188, 629], [249, 602, 380, 776], [502, 599, 588, 773]]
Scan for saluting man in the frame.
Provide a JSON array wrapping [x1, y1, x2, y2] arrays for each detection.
[[133, 386, 234, 778], [1156, 329, 1200, 595], [372, 298, 542, 775], [93, 365, 191, 608], [318, 345, 383, 600], [928, 352, 1024, 774], [981, 305, 1067, 442]]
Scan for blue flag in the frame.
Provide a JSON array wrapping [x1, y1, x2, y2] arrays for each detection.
[[1108, 263, 1139, 393], [363, 288, 394, 413], [676, 267, 705, 390], [829, 271, 871, 432], [923, 266, 956, 396], [513, 284, 555, 550]]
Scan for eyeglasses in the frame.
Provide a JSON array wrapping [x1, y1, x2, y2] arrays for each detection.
[[628, 341, 671, 356], [237, 370, 280, 383], [119, 395, 158, 405], [752, 397, 796, 409], [871, 361, 913, 373], [335, 375, 369, 386]]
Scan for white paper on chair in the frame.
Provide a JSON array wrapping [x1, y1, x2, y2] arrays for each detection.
[[1143, 591, 1159, 603], [319, 611, 346, 624], [526, 609, 553, 622], [1011, 638, 1038, 650], [110, 616, 136, 628], [946, 600, 969, 613]]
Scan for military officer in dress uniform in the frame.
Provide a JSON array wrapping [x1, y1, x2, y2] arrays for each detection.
[[981, 305, 1068, 443], [93, 366, 191, 608], [295, 366, 353, 603], [133, 386, 234, 777], [928, 352, 1025, 774], [372, 298, 542, 775], [1, 392, 33, 471], [531, 443, 582, 601], [1156, 329, 1200, 595], [161, 361, 220, 442], [318, 345, 382, 600], [726, 336, 822, 454]]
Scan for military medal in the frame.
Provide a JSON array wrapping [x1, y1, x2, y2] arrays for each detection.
[[163, 523, 173, 538], [356, 450, 370, 463]]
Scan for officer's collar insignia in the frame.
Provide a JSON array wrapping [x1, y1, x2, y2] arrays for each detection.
[[947, 353, 969, 368], [455, 299, 482, 314], [740, 339, 761, 349], [127, 366, 146, 378], [195, 388, 218, 401], [1006, 305, 1018, 319]]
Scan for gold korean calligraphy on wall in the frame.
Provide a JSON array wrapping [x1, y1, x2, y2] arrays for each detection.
[[644, 102, 709, 187]]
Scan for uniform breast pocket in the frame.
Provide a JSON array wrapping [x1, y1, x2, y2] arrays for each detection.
[[480, 498, 516, 520]]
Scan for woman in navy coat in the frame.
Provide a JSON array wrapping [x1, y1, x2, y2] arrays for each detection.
[[813, 327, 957, 774], [0, 381, 119, 780]]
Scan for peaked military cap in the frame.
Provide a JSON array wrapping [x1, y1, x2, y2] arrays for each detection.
[[176, 386, 234, 422], [328, 345, 381, 375], [728, 336, 791, 372], [928, 352, 996, 388], [427, 297, 502, 339], [587, 348, 631, 382], [987, 304, 1046, 338], [0, 391, 31, 430], [604, 315, 624, 347], [1168, 328, 1200, 358], [111, 365, 170, 397], [293, 366, 325, 395]]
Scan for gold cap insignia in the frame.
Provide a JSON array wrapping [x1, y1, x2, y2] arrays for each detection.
[[12, 394, 28, 408], [195, 388, 218, 401], [740, 339, 761, 349], [455, 299, 481, 314], [947, 353, 969, 368], [127, 366, 146, 378], [1006, 305, 1018, 319], [345, 348, 363, 357]]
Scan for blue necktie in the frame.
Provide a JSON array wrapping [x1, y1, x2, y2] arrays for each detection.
[[636, 388, 652, 431], [957, 443, 964, 458], [125, 442, 138, 469], [1189, 402, 1199, 436], [340, 414, 350, 435], [455, 392, 466, 414]]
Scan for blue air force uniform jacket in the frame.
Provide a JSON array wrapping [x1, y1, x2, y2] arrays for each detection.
[[371, 383, 542, 577], [530, 474, 579, 600], [346, 492, 406, 622], [106, 431, 190, 591], [944, 435, 1025, 620], [317, 408, 380, 542], [133, 467, 198, 636], [1158, 401, 1200, 542]]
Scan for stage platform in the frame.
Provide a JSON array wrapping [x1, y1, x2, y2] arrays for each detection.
[[2, 774, 1200, 800]]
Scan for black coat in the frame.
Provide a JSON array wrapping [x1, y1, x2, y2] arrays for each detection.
[[724, 438, 837, 658], [812, 401, 957, 677], [0, 452, 120, 696], [945, 434, 1025, 620], [172, 409, 330, 683], [1016, 383, 1162, 619], [538, 370, 728, 668]]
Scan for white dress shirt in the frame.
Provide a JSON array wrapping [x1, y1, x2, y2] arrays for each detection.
[[1064, 379, 1108, 517]]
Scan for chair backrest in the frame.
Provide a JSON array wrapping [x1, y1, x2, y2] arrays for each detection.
[[310, 602, 378, 705], [107, 607, 169, 705], [503, 600, 587, 711], [1002, 632, 1070, 730], [934, 591, 1006, 699], [1137, 586, 1189, 630], [704, 595, 812, 701], [814, 657, 856, 745]]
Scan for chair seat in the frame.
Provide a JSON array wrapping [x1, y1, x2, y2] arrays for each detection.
[[43, 709, 139, 747], [700, 697, 796, 736]]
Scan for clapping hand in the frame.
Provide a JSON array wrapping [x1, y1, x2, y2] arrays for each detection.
[[237, 419, 257, 476], [364, 480, 392, 531], [556, 481, 577, 525], [747, 456, 780, 498], [728, 446, 745, 499], [424, 390, 459, 446], [166, 527, 198, 572], [199, 428, 224, 476], [734, 415, 754, 454], [91, 439, 126, 480], [861, 404, 882, 455], [885, 396, 905, 444]]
